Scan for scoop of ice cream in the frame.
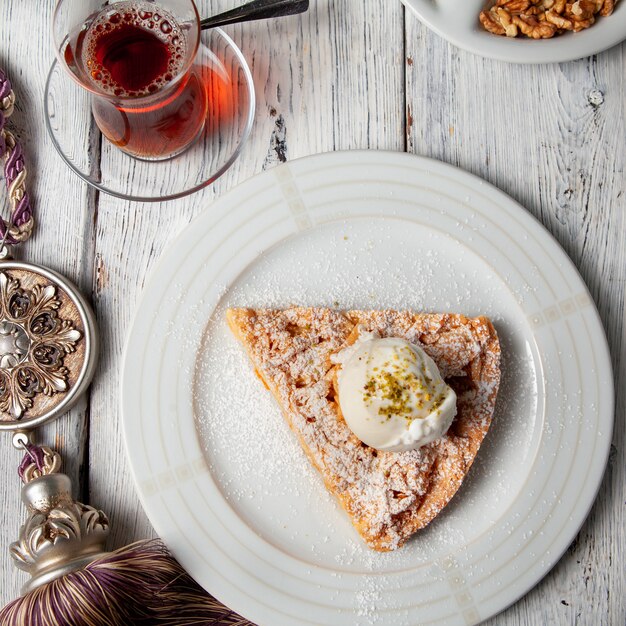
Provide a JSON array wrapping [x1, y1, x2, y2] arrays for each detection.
[[332, 331, 456, 452]]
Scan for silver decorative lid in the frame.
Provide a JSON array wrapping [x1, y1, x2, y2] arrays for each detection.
[[0, 258, 98, 432]]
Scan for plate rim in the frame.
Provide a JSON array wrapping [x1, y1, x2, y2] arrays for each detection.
[[121, 150, 614, 625]]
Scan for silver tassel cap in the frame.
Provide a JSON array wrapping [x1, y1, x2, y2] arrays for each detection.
[[9, 445, 110, 595]]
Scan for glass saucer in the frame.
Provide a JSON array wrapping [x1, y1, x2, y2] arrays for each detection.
[[44, 28, 255, 202]]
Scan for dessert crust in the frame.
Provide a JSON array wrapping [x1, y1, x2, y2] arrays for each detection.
[[227, 307, 501, 551]]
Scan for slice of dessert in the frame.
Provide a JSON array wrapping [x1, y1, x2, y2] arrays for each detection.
[[226, 307, 500, 551]]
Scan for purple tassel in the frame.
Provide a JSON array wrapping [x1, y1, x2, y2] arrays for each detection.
[[0, 67, 33, 244], [0, 540, 254, 626]]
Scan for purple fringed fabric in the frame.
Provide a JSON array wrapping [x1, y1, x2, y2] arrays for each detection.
[[0, 68, 33, 244], [0, 540, 254, 626], [4, 139, 31, 227]]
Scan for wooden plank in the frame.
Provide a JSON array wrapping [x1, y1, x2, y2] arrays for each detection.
[[0, 1, 95, 606], [88, 0, 406, 550], [404, 13, 625, 625]]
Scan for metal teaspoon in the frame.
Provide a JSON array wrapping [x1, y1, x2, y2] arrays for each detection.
[[201, 0, 310, 30]]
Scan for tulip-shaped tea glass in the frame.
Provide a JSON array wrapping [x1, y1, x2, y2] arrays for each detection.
[[53, 0, 209, 160]]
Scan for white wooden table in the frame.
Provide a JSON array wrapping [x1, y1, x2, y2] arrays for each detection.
[[0, 1, 623, 624]]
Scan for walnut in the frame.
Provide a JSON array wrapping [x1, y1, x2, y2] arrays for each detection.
[[545, 9, 575, 28], [571, 1, 600, 18], [496, 8, 521, 35], [600, 0, 615, 16], [479, 10, 507, 35], [513, 13, 558, 37], [480, 0, 617, 38], [497, 0, 532, 10], [572, 15, 596, 29]]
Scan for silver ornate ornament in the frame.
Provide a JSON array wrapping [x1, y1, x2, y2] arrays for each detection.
[[0, 252, 102, 595], [0, 252, 101, 595], [0, 253, 98, 432]]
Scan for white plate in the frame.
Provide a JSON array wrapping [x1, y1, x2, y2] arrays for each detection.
[[122, 151, 613, 626], [401, 0, 626, 64]]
